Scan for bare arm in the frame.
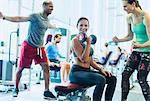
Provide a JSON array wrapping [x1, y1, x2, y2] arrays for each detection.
[[0, 12, 30, 22], [113, 15, 134, 43], [90, 59, 102, 71], [72, 36, 91, 62], [90, 60, 112, 77]]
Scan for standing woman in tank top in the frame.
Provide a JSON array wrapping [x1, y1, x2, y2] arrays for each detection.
[[113, 0, 150, 101]]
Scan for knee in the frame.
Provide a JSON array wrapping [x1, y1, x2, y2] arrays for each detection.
[[42, 64, 49, 73], [64, 63, 70, 70], [97, 76, 106, 85], [138, 79, 145, 86], [122, 71, 129, 81], [110, 76, 117, 84], [17, 68, 24, 74]]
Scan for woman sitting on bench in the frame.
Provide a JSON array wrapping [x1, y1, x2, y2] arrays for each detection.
[[69, 17, 117, 101]]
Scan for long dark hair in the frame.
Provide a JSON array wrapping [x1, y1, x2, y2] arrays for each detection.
[[125, 0, 142, 10]]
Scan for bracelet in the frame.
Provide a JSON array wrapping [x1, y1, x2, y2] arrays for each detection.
[[3, 16, 5, 20]]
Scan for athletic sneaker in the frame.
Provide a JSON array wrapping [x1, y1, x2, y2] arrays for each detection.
[[43, 90, 57, 100], [13, 88, 19, 97]]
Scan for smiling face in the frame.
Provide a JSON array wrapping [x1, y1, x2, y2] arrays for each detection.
[[43, 0, 54, 15], [122, 0, 135, 14], [77, 18, 89, 33]]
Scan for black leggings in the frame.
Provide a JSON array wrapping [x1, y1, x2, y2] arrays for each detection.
[[122, 51, 150, 101], [69, 65, 117, 101]]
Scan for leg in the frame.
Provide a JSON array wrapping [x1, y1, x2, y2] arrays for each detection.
[[37, 48, 56, 99], [40, 63, 50, 90], [137, 70, 150, 101], [13, 41, 34, 97], [36, 68, 42, 84], [69, 68, 106, 101], [64, 63, 70, 82], [60, 63, 65, 83], [137, 53, 150, 101], [15, 67, 24, 89], [61, 62, 70, 83], [121, 67, 134, 100], [105, 75, 117, 101], [40, 62, 56, 99], [121, 51, 141, 101]]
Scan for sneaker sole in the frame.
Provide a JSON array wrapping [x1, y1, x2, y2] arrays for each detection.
[[13, 94, 18, 97], [44, 97, 57, 100], [13, 95, 18, 97]]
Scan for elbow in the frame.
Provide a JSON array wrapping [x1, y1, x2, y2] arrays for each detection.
[[78, 56, 86, 63], [127, 36, 133, 41], [12, 17, 21, 22], [81, 56, 89, 63]]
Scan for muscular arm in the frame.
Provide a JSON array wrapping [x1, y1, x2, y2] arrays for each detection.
[[3, 16, 30, 22], [72, 37, 91, 63], [90, 59, 102, 71], [0, 12, 30, 22], [118, 15, 134, 42], [118, 23, 133, 42], [113, 14, 134, 43], [90, 60, 112, 77], [57, 52, 65, 59]]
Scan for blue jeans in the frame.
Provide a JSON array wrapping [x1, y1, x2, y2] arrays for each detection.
[[69, 65, 117, 101]]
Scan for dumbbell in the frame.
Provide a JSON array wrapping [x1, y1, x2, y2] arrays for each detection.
[[78, 32, 97, 44], [90, 34, 97, 44]]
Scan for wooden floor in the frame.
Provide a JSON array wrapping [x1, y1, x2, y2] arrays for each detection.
[[0, 75, 146, 101]]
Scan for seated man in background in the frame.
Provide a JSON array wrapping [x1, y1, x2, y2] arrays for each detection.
[[45, 33, 70, 84]]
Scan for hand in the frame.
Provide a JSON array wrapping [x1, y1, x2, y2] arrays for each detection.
[[55, 63, 60, 67], [132, 41, 143, 49], [50, 62, 55, 67], [101, 69, 112, 77], [112, 36, 120, 43], [87, 36, 91, 44]]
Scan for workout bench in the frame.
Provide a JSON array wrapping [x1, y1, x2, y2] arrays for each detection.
[[55, 83, 91, 101]]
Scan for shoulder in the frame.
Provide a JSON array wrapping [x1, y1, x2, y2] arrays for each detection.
[[144, 12, 150, 21], [29, 13, 38, 17], [29, 13, 39, 21], [45, 42, 52, 48], [48, 42, 53, 46], [143, 12, 150, 25]]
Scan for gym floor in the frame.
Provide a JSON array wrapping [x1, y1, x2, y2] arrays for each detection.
[[0, 75, 146, 101]]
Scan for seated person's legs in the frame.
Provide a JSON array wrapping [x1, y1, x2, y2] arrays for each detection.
[[88, 69, 117, 101], [69, 65, 106, 101], [60, 62, 70, 83], [50, 59, 70, 83], [105, 75, 117, 100]]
